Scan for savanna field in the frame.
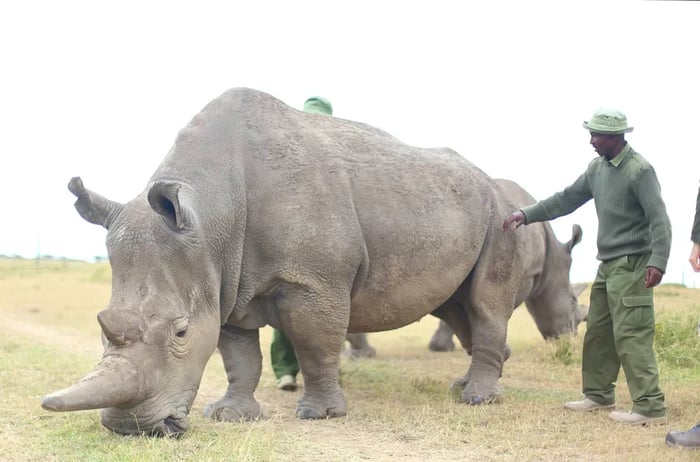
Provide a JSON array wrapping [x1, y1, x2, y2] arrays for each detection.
[[1, 257, 699, 462]]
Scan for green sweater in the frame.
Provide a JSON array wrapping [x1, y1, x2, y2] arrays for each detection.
[[693, 184, 700, 243], [521, 144, 672, 272]]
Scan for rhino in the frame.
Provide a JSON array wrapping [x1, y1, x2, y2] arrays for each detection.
[[44, 87, 536, 436], [428, 179, 587, 353], [345, 179, 586, 357]]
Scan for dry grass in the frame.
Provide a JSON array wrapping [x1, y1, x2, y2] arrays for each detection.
[[1, 257, 699, 461]]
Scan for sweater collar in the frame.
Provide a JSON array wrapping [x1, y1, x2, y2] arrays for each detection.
[[608, 143, 631, 167]]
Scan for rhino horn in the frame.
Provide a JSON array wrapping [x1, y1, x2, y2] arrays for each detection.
[[97, 309, 143, 347], [68, 177, 124, 229], [41, 355, 140, 412]]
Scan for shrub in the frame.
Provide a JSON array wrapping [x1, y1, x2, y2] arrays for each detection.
[[655, 313, 700, 368]]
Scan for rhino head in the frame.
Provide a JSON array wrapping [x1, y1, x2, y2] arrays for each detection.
[[41, 177, 221, 436], [525, 224, 588, 339]]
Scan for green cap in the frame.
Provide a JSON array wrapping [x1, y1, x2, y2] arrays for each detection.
[[303, 96, 333, 116], [583, 108, 634, 134]]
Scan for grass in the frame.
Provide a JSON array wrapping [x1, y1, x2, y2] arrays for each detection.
[[1, 257, 699, 461]]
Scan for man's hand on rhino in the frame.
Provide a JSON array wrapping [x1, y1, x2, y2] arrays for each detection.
[[503, 211, 525, 231]]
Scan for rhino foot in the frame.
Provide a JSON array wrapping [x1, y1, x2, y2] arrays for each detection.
[[450, 374, 503, 405], [296, 405, 347, 419], [203, 397, 262, 422], [428, 328, 456, 352], [342, 346, 377, 360], [296, 392, 347, 419], [460, 381, 503, 405], [428, 340, 455, 352]]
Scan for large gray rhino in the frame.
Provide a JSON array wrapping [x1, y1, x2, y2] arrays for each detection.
[[345, 179, 586, 357], [43, 87, 530, 436]]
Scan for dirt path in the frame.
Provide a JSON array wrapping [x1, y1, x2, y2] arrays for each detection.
[[1, 316, 103, 357]]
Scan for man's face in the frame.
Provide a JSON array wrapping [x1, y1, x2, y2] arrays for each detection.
[[589, 132, 619, 158]]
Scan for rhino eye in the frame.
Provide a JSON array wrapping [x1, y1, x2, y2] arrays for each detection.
[[173, 319, 189, 339]]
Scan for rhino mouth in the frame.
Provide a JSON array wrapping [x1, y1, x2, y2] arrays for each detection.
[[151, 413, 189, 437], [102, 408, 190, 437]]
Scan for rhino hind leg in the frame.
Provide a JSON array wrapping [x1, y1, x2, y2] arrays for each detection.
[[447, 234, 522, 405], [428, 319, 456, 352], [343, 333, 377, 359], [431, 299, 472, 354]]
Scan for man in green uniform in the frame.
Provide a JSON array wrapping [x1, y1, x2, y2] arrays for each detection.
[[271, 95, 334, 391], [503, 108, 671, 426], [665, 184, 700, 447]]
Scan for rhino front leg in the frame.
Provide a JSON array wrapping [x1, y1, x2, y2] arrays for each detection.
[[294, 337, 347, 419], [281, 289, 348, 420], [204, 325, 262, 422]]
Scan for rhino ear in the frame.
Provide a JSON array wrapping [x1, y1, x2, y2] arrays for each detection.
[[147, 181, 192, 231], [68, 177, 123, 229], [564, 224, 583, 254]]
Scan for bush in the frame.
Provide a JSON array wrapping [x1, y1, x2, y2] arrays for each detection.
[[655, 313, 700, 368]]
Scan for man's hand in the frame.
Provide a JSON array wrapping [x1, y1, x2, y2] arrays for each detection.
[[645, 266, 664, 288], [689, 242, 700, 272], [503, 211, 526, 231]]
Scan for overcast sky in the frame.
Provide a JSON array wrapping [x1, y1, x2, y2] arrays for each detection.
[[2, 1, 699, 286]]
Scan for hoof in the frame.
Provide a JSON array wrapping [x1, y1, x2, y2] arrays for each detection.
[[462, 393, 503, 405], [296, 406, 347, 419], [343, 347, 377, 360], [428, 341, 455, 352], [203, 398, 261, 422]]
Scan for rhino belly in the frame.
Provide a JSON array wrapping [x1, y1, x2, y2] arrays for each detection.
[[347, 252, 477, 333]]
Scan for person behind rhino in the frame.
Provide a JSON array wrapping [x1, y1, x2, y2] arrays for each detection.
[[503, 108, 671, 426]]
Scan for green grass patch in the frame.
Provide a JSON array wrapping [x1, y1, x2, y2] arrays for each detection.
[[655, 313, 700, 368]]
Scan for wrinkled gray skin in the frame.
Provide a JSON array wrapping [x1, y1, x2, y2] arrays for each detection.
[[345, 179, 587, 357], [42, 88, 531, 436], [427, 179, 587, 353]]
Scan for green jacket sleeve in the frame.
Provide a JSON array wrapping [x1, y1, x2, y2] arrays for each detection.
[[521, 172, 592, 224], [635, 167, 672, 272]]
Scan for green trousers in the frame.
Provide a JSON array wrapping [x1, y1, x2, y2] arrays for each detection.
[[582, 253, 666, 417], [270, 328, 299, 379]]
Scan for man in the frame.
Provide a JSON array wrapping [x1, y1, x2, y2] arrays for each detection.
[[503, 108, 672, 426], [270, 95, 334, 391], [665, 184, 700, 448]]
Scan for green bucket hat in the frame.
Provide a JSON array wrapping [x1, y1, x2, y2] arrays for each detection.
[[583, 108, 634, 134], [303, 96, 333, 116]]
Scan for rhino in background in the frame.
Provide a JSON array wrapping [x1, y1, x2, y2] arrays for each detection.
[[345, 179, 586, 358], [44, 87, 534, 436], [428, 179, 587, 353]]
